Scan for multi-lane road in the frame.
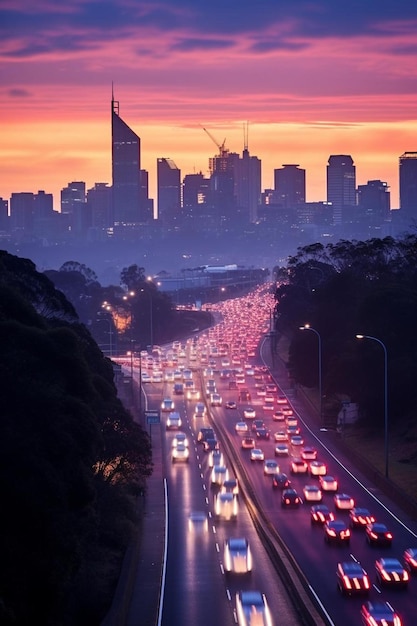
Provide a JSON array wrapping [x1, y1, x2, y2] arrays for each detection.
[[126, 287, 417, 625]]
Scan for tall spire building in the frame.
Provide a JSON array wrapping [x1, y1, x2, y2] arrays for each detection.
[[111, 92, 141, 225]]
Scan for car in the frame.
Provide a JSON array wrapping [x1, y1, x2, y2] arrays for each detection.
[[303, 485, 322, 502], [281, 488, 302, 507], [273, 410, 285, 422], [277, 394, 287, 404], [334, 493, 355, 510], [349, 507, 375, 529], [250, 448, 265, 462], [262, 402, 275, 411], [274, 430, 288, 442], [198, 427, 215, 443], [188, 510, 208, 533], [282, 404, 294, 416], [241, 436, 256, 449], [223, 538, 252, 574], [243, 407, 256, 419], [290, 435, 304, 447], [194, 402, 207, 417], [203, 438, 219, 452], [210, 392, 222, 406], [274, 443, 289, 456], [319, 475, 338, 492], [187, 388, 201, 400], [336, 561, 370, 595], [309, 461, 327, 477], [171, 432, 189, 448], [161, 398, 175, 412], [141, 371, 152, 383], [263, 459, 280, 475], [235, 590, 273, 626], [310, 504, 334, 525], [287, 425, 300, 436], [226, 400, 237, 409], [214, 492, 238, 520], [324, 520, 351, 544], [300, 446, 317, 460], [272, 473, 291, 490], [360, 601, 403, 626], [211, 465, 229, 486], [209, 449, 224, 467], [221, 478, 239, 496], [171, 443, 189, 462], [256, 386, 267, 397], [252, 419, 265, 431], [166, 412, 182, 430], [235, 421, 249, 434], [286, 417, 298, 428], [403, 547, 417, 573], [256, 428, 271, 440], [290, 459, 308, 474], [375, 558, 409, 588], [365, 522, 393, 547]]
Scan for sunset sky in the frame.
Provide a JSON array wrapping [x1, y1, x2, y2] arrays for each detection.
[[2, 0, 417, 210]]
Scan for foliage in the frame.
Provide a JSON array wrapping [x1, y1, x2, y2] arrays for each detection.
[[0, 250, 152, 626], [274, 236, 417, 430]]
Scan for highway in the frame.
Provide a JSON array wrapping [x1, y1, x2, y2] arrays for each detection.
[[125, 286, 417, 625]]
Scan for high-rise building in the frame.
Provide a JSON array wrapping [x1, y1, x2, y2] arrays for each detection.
[[235, 148, 261, 223], [182, 173, 210, 221], [326, 155, 356, 225], [87, 183, 112, 229], [10, 192, 34, 233], [357, 180, 390, 226], [274, 164, 305, 209], [61, 181, 86, 234], [157, 158, 181, 224], [111, 94, 141, 224], [399, 152, 417, 220]]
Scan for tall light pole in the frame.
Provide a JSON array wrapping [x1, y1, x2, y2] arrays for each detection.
[[356, 334, 389, 479], [140, 288, 153, 351], [300, 324, 322, 423]]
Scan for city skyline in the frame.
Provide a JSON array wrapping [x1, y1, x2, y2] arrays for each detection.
[[2, 1, 417, 208]]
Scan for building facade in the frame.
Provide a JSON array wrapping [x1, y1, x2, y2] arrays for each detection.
[[157, 158, 181, 224], [399, 151, 417, 221], [326, 155, 356, 226]]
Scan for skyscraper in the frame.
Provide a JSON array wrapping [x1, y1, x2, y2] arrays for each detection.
[[111, 93, 141, 225], [357, 180, 390, 226], [236, 148, 261, 223], [274, 164, 305, 209], [399, 152, 417, 220], [326, 155, 356, 226], [157, 158, 181, 224]]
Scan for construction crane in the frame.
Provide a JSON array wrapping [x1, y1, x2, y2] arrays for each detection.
[[201, 125, 229, 158]]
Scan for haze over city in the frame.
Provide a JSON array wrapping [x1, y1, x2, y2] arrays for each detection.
[[2, 0, 417, 208]]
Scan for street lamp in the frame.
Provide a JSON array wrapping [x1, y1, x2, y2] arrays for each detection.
[[300, 324, 322, 423], [140, 288, 153, 351], [356, 334, 389, 479]]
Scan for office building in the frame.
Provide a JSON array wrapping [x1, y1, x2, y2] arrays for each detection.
[[182, 173, 210, 221], [357, 180, 390, 226], [235, 148, 261, 223], [327, 155, 356, 225], [274, 164, 305, 209], [157, 158, 181, 224], [111, 94, 141, 224], [87, 183, 112, 230], [10, 192, 34, 234], [61, 181, 87, 235], [399, 152, 417, 220]]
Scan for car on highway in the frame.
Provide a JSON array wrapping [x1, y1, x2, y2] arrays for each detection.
[[210, 392, 222, 406], [300, 446, 317, 460], [349, 507, 375, 529], [171, 443, 189, 463], [171, 432, 189, 448], [282, 404, 294, 416], [235, 421, 249, 434], [273, 410, 285, 422], [319, 475, 338, 492], [303, 485, 322, 502], [274, 430, 288, 442], [209, 449, 224, 467], [241, 436, 256, 449], [309, 461, 327, 477], [251, 419, 265, 431], [324, 519, 351, 544], [223, 538, 252, 574], [203, 438, 219, 452], [188, 510, 208, 534], [198, 427, 215, 443], [263, 459, 280, 475], [310, 504, 334, 525], [336, 561, 370, 595], [375, 558, 409, 588], [287, 425, 300, 436], [161, 397, 175, 412], [360, 601, 403, 626], [225, 400, 237, 409], [334, 493, 355, 510], [365, 522, 393, 547], [290, 459, 308, 474], [194, 402, 207, 417], [274, 443, 289, 457], [281, 488, 302, 507], [235, 590, 273, 626], [214, 492, 238, 520], [211, 465, 229, 486], [250, 448, 265, 462], [403, 547, 417, 574], [166, 412, 182, 430], [187, 388, 200, 400], [222, 478, 239, 496], [277, 394, 287, 404], [243, 407, 256, 419], [272, 473, 291, 490], [255, 428, 270, 440], [290, 435, 304, 447]]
